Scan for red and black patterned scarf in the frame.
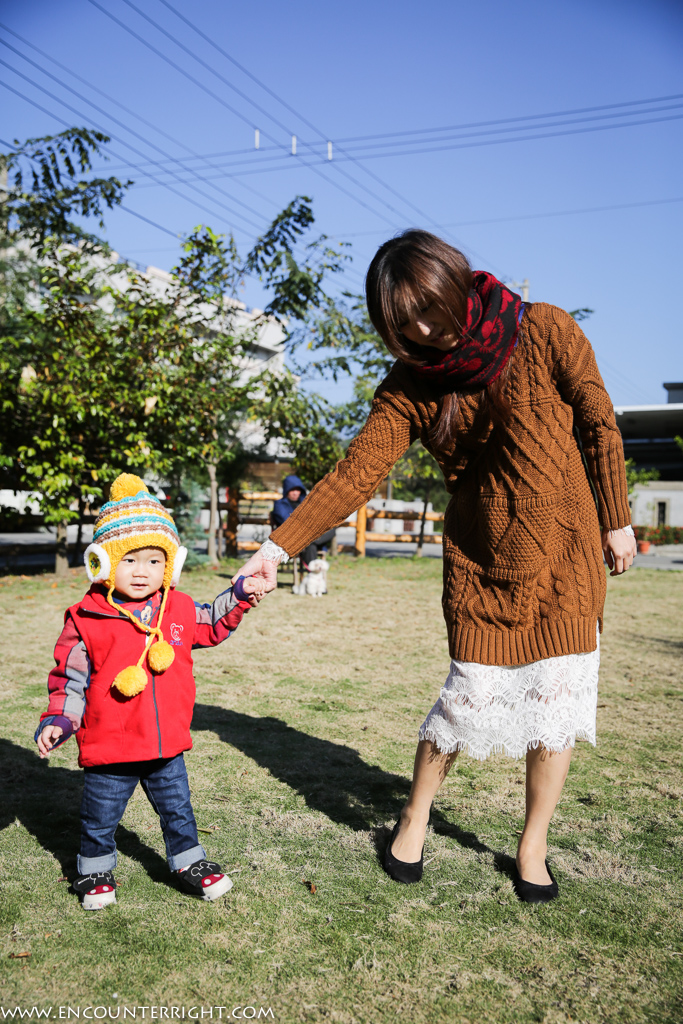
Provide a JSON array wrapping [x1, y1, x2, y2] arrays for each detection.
[[410, 271, 523, 391]]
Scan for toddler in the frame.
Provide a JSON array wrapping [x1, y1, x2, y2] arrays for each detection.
[[36, 474, 265, 910]]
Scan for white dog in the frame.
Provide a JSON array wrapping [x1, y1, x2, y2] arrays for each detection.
[[294, 556, 329, 597]]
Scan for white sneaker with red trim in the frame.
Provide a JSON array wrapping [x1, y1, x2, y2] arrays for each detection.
[[178, 859, 233, 901], [72, 871, 118, 911]]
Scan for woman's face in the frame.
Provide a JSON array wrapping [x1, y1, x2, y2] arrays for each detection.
[[397, 297, 459, 352]]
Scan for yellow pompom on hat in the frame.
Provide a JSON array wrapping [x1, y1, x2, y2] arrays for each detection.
[[84, 473, 188, 699]]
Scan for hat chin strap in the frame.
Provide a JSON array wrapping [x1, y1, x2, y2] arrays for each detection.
[[107, 584, 175, 697]]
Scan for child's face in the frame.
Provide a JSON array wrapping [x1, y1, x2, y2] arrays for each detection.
[[114, 547, 166, 600]]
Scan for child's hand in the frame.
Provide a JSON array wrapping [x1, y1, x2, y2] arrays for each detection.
[[37, 724, 63, 759], [242, 575, 268, 604]]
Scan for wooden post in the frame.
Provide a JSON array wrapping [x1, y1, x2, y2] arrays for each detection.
[[225, 486, 240, 558], [355, 504, 367, 558]]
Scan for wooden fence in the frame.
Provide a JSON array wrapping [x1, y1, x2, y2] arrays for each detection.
[[226, 491, 444, 557], [0, 492, 445, 570]]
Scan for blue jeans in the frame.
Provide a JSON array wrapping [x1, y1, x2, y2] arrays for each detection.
[[78, 754, 206, 874]]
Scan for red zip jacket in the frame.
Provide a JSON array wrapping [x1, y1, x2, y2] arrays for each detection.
[[39, 584, 250, 768]]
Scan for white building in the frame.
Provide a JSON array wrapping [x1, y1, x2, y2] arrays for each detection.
[[614, 382, 683, 527], [630, 481, 683, 529]]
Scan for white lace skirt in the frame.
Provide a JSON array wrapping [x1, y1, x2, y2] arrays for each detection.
[[419, 628, 599, 761]]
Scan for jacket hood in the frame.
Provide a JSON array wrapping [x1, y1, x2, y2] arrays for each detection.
[[281, 474, 307, 498]]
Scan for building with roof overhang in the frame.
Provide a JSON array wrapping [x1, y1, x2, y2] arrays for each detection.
[[614, 383, 683, 526]]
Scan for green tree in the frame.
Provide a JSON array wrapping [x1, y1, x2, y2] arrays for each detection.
[[625, 458, 659, 495], [0, 129, 133, 572], [1, 127, 129, 251], [121, 215, 349, 563], [1, 130, 349, 571], [1, 244, 165, 572], [255, 369, 344, 486]]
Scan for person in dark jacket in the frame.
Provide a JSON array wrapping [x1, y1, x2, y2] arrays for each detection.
[[271, 474, 335, 566], [271, 474, 308, 529]]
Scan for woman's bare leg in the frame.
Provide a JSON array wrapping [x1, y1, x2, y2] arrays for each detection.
[[516, 744, 572, 885], [390, 740, 458, 862]]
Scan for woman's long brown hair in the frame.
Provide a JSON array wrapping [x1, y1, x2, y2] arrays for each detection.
[[365, 229, 512, 448]]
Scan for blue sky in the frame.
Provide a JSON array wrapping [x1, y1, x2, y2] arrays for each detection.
[[1, 0, 681, 406]]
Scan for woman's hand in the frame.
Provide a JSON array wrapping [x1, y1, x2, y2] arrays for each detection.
[[37, 724, 63, 758], [231, 552, 279, 594], [601, 528, 637, 576]]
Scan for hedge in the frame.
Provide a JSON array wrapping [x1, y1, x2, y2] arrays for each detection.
[[633, 525, 683, 545]]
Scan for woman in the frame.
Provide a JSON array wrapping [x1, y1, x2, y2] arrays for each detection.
[[236, 230, 635, 903]]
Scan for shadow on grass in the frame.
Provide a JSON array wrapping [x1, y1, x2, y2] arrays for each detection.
[[1, 716, 513, 884], [0, 738, 169, 882], [192, 704, 506, 874], [634, 633, 683, 652]]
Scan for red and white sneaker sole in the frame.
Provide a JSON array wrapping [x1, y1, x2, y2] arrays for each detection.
[[82, 885, 117, 911], [199, 874, 233, 901]]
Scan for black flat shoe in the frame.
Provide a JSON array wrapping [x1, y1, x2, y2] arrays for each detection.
[[383, 820, 423, 884], [513, 860, 559, 904]]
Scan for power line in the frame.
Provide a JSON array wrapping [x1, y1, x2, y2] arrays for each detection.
[[0, 86, 181, 241], [123, 0, 502, 273], [0, 20, 279, 214], [86, 0, 412, 231], [83, 0, 395, 225], [0, 71, 264, 245], [329, 104, 683, 156], [332, 91, 683, 144], [125, 103, 683, 182], [331, 196, 683, 237], [150, 0, 496, 264], [317, 112, 683, 163], [118, 205, 180, 238], [0, 91, 363, 295], [0, 30, 363, 292], [0, 44, 271, 236], [85, 0, 460, 235]]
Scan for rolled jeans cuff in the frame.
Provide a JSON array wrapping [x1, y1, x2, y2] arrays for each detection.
[[168, 843, 207, 872], [77, 850, 117, 875]]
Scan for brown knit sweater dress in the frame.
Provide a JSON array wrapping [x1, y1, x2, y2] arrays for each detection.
[[270, 304, 631, 756]]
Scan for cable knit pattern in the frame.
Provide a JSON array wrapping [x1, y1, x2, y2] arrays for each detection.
[[271, 304, 630, 666]]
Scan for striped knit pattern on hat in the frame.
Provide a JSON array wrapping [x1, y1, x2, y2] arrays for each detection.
[[93, 474, 179, 590]]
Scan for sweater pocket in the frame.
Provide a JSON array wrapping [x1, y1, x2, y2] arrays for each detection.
[[454, 490, 560, 573]]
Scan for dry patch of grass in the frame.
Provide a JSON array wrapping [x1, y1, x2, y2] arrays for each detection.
[[0, 559, 682, 1023]]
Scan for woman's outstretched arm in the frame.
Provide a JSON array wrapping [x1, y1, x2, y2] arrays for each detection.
[[234, 381, 417, 588]]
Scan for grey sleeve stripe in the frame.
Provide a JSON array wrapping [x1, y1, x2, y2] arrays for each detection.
[[63, 640, 90, 715], [195, 588, 239, 627]]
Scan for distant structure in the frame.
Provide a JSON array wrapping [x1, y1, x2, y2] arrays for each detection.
[[615, 383, 683, 527]]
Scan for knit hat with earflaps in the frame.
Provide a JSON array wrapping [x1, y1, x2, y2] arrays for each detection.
[[84, 473, 188, 698]]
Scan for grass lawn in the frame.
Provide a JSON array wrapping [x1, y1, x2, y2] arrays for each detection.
[[1, 556, 682, 1024]]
